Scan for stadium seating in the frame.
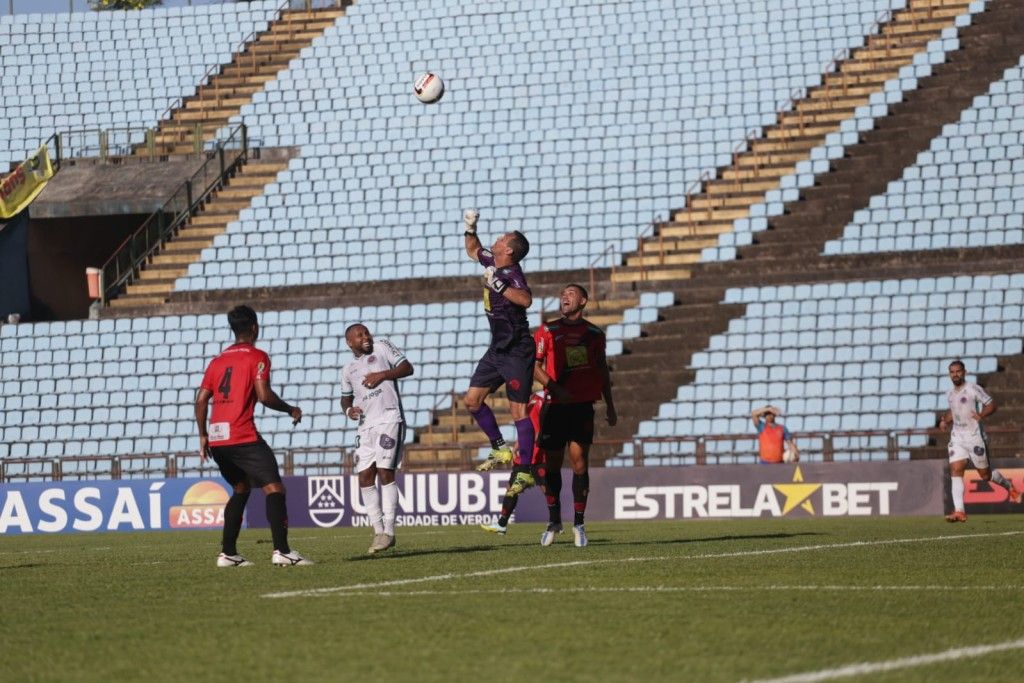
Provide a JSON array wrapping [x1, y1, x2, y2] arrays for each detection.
[[823, 54, 1024, 256], [176, 0, 907, 291], [701, 0, 993, 262], [0, 1, 279, 167], [0, 292, 668, 469], [611, 273, 1024, 465]]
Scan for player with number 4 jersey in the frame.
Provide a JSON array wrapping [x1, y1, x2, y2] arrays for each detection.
[[195, 305, 311, 567]]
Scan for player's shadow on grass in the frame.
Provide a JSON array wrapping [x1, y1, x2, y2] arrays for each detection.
[[344, 543, 529, 561], [0, 563, 45, 570], [587, 532, 823, 548]]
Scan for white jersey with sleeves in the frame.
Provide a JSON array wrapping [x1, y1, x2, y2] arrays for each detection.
[[341, 338, 407, 429], [946, 382, 992, 439]]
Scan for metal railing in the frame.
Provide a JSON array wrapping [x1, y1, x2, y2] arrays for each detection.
[[98, 122, 248, 304], [6, 427, 1023, 482]]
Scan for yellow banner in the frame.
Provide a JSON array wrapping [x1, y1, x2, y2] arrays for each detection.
[[0, 145, 55, 219]]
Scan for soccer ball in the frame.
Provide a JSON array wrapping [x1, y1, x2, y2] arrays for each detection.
[[414, 72, 444, 104]]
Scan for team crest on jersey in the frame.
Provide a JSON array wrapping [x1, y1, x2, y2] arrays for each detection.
[[379, 434, 397, 450], [307, 476, 345, 527], [974, 446, 985, 456], [566, 345, 588, 368], [367, 355, 377, 365]]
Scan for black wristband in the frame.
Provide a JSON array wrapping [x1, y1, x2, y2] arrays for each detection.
[[464, 231, 477, 237]]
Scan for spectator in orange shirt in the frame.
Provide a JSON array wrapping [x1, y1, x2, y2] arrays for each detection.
[[751, 405, 798, 464]]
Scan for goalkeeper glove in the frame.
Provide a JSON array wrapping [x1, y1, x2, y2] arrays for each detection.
[[483, 266, 507, 294], [463, 208, 479, 234]]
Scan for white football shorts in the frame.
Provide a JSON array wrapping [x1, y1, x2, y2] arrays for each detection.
[[355, 422, 404, 473], [948, 432, 990, 469]]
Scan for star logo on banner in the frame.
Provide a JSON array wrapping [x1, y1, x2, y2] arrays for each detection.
[[772, 466, 822, 515]]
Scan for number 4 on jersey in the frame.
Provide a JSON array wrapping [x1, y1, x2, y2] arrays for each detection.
[[218, 367, 233, 399]]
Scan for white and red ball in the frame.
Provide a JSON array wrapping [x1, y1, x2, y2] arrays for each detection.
[[413, 72, 445, 104]]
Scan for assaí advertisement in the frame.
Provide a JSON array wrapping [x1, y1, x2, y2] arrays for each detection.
[[0, 479, 231, 535]]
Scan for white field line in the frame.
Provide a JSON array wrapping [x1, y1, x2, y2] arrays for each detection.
[[261, 530, 1022, 599], [304, 584, 1006, 598], [746, 637, 1024, 683]]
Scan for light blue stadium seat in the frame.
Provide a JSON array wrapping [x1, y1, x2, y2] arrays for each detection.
[[626, 270, 1024, 461]]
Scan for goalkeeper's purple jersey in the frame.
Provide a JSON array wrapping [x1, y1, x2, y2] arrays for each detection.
[[478, 248, 532, 350]]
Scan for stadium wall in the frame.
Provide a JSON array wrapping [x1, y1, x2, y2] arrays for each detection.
[[0, 211, 31, 320]]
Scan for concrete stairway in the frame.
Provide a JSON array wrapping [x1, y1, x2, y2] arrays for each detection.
[[613, 0, 973, 285], [110, 156, 290, 308], [137, 5, 348, 156]]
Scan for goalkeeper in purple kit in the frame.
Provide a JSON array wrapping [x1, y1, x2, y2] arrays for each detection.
[[461, 209, 538, 495]]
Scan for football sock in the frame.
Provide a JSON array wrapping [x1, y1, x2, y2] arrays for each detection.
[[221, 490, 250, 556], [547, 468, 563, 524], [265, 492, 290, 554], [573, 471, 590, 526], [469, 404, 504, 448], [990, 470, 1013, 491], [951, 475, 965, 512], [381, 481, 399, 537], [498, 493, 520, 527], [513, 417, 535, 467], [361, 485, 385, 535]]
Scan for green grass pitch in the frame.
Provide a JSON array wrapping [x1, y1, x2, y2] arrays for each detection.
[[2, 516, 1023, 682]]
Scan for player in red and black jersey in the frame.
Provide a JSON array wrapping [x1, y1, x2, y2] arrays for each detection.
[[533, 284, 617, 547], [194, 305, 312, 567]]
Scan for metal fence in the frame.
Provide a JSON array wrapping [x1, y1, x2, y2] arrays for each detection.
[[5, 427, 1023, 482], [98, 122, 248, 303]]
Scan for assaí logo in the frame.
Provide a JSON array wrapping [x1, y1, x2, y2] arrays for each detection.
[[614, 467, 899, 519], [0, 479, 231, 535], [169, 481, 230, 529]]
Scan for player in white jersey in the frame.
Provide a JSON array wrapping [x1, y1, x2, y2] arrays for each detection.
[[340, 324, 414, 553], [939, 359, 1020, 522]]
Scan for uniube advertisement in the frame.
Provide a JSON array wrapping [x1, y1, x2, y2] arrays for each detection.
[[246, 472, 535, 529], [0, 479, 232, 535]]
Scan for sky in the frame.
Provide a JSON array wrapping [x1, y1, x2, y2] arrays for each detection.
[[2, 0, 234, 16]]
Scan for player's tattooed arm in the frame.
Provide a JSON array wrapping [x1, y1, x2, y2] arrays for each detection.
[[255, 379, 302, 425], [534, 361, 572, 403], [194, 387, 213, 461], [341, 394, 361, 420]]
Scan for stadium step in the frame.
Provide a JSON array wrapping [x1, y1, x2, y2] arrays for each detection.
[[625, 249, 706, 268], [134, 4, 350, 157], [623, 0, 971, 283], [109, 157, 293, 306]]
